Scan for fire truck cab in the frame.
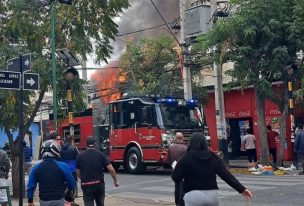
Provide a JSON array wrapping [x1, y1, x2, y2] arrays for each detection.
[[98, 95, 206, 174]]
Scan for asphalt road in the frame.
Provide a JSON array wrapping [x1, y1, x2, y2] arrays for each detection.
[[100, 169, 304, 206], [10, 168, 304, 205]]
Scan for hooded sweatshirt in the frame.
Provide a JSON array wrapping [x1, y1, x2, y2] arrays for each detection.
[[59, 142, 79, 173], [172, 150, 246, 194]]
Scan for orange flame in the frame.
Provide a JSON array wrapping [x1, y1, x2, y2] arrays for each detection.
[[91, 61, 124, 104]]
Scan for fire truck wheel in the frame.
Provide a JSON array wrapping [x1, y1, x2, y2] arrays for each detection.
[[125, 147, 145, 174]]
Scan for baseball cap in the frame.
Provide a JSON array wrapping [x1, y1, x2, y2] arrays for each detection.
[[86, 136, 96, 147]]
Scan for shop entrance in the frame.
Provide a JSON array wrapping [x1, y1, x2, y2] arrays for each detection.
[[227, 118, 253, 159]]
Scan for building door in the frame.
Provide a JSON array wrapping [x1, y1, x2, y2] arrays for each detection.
[[227, 118, 253, 159]]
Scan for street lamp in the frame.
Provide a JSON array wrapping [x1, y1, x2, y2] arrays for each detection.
[[50, 0, 73, 131]]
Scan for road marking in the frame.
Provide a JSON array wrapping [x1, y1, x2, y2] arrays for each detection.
[[112, 191, 175, 202], [106, 177, 171, 192]]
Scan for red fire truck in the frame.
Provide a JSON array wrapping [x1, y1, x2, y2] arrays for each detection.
[[49, 109, 93, 150], [50, 94, 207, 174], [94, 94, 207, 173]]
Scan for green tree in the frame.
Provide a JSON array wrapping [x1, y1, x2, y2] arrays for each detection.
[[193, 0, 304, 165], [0, 0, 129, 197], [119, 36, 207, 101]]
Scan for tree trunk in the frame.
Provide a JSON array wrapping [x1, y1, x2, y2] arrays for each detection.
[[10, 141, 22, 198], [254, 86, 270, 165], [277, 87, 289, 166], [4, 90, 45, 198]]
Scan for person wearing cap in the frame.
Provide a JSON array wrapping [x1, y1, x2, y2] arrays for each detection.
[[76, 137, 119, 206], [27, 139, 75, 206], [168, 132, 187, 206]]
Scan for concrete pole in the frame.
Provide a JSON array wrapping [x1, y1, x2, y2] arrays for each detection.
[[81, 59, 89, 106], [180, 0, 192, 100], [211, 0, 229, 164]]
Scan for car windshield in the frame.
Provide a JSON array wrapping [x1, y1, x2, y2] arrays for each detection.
[[159, 103, 202, 129]]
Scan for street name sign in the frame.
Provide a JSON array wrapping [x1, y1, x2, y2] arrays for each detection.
[[7, 53, 31, 72], [23, 73, 39, 90], [0, 71, 21, 90]]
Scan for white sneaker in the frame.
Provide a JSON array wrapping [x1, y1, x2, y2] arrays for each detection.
[[290, 164, 297, 170], [248, 167, 257, 172]]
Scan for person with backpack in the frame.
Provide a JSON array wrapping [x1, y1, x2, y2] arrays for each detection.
[[172, 133, 252, 206], [27, 139, 75, 206]]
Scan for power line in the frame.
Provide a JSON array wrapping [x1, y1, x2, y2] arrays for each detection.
[[117, 23, 167, 36], [150, 0, 180, 45]]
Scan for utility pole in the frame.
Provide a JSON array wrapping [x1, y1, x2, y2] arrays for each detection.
[[211, 0, 229, 164], [81, 59, 89, 106], [51, 1, 57, 130], [180, 0, 192, 100]]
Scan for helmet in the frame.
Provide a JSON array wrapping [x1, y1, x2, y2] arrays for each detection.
[[41, 140, 61, 158]]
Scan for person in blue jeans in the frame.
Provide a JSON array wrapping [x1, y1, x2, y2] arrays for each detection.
[[294, 124, 304, 175], [27, 140, 75, 206]]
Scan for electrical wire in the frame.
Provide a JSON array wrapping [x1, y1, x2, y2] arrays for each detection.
[[117, 23, 167, 36], [149, 0, 180, 45]]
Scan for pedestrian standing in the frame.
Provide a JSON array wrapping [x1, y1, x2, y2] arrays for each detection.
[[291, 125, 300, 170], [0, 148, 10, 206], [266, 125, 278, 166], [168, 132, 187, 206], [172, 133, 252, 206], [23, 141, 32, 175], [242, 130, 257, 169], [27, 139, 75, 206], [60, 136, 79, 206], [76, 137, 119, 206], [294, 124, 304, 175]]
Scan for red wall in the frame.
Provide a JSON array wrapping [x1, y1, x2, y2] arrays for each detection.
[[204, 87, 292, 161]]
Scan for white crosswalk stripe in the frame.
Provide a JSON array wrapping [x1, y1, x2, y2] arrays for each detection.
[[111, 175, 304, 203]]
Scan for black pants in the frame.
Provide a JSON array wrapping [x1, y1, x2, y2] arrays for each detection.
[[269, 148, 277, 164], [72, 171, 78, 197], [82, 183, 105, 206], [174, 181, 184, 206], [246, 149, 257, 163]]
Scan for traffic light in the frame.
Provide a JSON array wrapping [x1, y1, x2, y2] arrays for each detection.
[[58, 0, 72, 5], [288, 81, 294, 109]]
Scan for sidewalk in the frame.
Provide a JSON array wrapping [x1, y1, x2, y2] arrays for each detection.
[[228, 159, 294, 168], [12, 196, 174, 206]]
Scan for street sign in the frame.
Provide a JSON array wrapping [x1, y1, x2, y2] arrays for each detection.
[[7, 53, 31, 72], [0, 71, 21, 90], [7, 57, 19, 72], [22, 53, 31, 72], [23, 73, 39, 90]]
